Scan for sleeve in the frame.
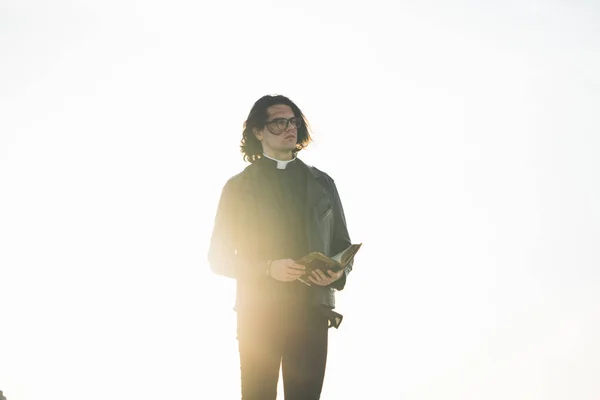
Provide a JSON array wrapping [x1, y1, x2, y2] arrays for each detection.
[[207, 178, 268, 281], [328, 178, 354, 291]]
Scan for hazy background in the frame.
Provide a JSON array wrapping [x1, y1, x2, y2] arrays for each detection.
[[1, 0, 599, 399]]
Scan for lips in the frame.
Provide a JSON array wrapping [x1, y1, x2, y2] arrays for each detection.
[[284, 134, 296, 140]]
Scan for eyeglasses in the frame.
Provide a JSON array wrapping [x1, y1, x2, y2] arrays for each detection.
[[265, 117, 303, 135]]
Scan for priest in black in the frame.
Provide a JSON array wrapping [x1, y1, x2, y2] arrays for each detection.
[[208, 94, 355, 400]]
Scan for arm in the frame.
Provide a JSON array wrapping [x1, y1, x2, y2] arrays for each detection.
[[207, 179, 267, 281], [328, 178, 353, 291]]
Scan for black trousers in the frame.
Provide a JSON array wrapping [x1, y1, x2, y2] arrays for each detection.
[[236, 305, 329, 400]]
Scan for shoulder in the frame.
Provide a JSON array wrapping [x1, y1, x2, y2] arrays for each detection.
[[223, 163, 258, 187], [299, 159, 335, 183], [219, 164, 254, 197]]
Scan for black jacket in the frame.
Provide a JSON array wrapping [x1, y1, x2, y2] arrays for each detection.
[[207, 158, 353, 310]]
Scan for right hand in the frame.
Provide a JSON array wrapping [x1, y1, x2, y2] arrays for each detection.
[[268, 259, 306, 282]]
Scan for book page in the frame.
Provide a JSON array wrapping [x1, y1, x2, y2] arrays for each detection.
[[331, 251, 344, 263], [329, 243, 362, 266], [297, 252, 340, 269], [340, 243, 362, 266]]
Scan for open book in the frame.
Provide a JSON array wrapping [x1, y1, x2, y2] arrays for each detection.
[[295, 243, 362, 286]]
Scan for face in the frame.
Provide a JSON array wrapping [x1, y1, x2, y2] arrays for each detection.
[[253, 104, 300, 160]]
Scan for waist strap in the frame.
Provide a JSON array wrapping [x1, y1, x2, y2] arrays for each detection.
[[319, 306, 343, 329]]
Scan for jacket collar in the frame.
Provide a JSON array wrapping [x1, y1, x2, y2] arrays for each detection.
[[302, 160, 330, 208], [243, 158, 329, 208]]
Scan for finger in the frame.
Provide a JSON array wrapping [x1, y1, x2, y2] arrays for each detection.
[[326, 270, 339, 278], [311, 272, 327, 283], [289, 269, 305, 277], [317, 272, 332, 285], [289, 268, 305, 277], [288, 263, 306, 271], [309, 275, 325, 286], [290, 272, 304, 280], [316, 269, 328, 280]]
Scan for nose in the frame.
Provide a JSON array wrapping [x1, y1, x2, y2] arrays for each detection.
[[285, 121, 296, 132]]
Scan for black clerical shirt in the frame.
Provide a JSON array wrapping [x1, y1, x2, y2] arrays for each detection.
[[255, 155, 311, 306]]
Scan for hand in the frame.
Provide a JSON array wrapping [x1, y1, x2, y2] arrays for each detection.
[[268, 259, 306, 282], [309, 269, 344, 286]]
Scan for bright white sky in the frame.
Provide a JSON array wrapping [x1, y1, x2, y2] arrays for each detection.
[[1, 1, 599, 399]]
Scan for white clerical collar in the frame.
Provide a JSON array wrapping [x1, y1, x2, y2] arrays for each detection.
[[262, 153, 296, 170]]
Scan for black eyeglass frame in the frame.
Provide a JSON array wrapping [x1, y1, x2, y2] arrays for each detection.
[[264, 117, 303, 135]]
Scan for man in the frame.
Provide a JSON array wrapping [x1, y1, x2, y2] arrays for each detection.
[[208, 94, 355, 399]]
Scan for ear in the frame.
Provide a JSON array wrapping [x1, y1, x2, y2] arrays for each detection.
[[253, 127, 263, 141]]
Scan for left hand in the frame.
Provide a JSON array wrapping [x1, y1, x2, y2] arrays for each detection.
[[309, 269, 344, 286]]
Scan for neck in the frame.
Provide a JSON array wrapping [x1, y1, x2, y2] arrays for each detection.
[[262, 152, 296, 169], [263, 149, 293, 161]]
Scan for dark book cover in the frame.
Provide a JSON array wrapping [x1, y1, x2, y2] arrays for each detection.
[[295, 243, 362, 286]]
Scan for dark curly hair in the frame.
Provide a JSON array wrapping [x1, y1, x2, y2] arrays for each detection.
[[240, 95, 312, 163]]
